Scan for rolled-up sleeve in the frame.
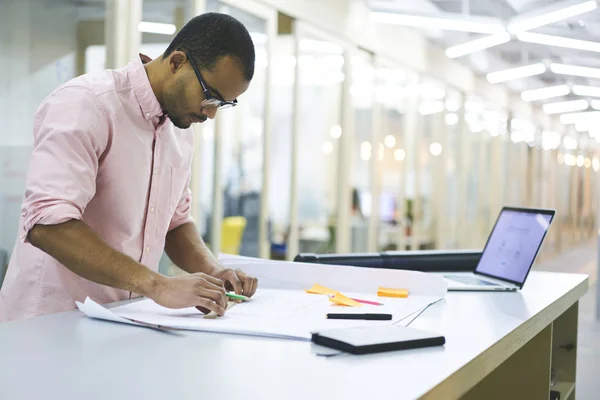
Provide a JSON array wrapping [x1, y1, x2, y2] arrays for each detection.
[[21, 85, 109, 242], [168, 170, 194, 232]]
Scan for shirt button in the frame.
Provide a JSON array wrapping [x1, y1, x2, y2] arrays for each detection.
[[145, 112, 151, 118], [154, 168, 159, 174], [145, 246, 150, 252], [150, 207, 155, 213]]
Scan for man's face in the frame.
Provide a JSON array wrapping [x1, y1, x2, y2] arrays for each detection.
[[163, 52, 250, 129]]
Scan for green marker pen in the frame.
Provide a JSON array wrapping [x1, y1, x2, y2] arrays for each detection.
[[226, 292, 250, 302]]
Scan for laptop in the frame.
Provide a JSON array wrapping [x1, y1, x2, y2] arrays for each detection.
[[441, 207, 555, 292]]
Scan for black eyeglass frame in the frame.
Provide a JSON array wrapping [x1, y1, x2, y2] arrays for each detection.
[[183, 51, 238, 110]]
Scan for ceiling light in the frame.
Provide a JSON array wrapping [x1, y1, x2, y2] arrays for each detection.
[[510, 131, 524, 143], [330, 125, 342, 139], [575, 121, 591, 132], [487, 63, 546, 84], [521, 85, 570, 102], [138, 22, 177, 35], [585, 158, 592, 168], [360, 148, 371, 161], [299, 39, 344, 55], [542, 131, 562, 150], [445, 113, 459, 126], [394, 149, 406, 161], [593, 157, 600, 171], [511, 118, 536, 132], [445, 33, 511, 58], [429, 142, 443, 156], [369, 11, 505, 34], [543, 99, 589, 115], [508, 0, 597, 33], [577, 155, 585, 167], [564, 154, 576, 166], [551, 63, 600, 79], [419, 101, 445, 115], [517, 32, 600, 53], [563, 136, 579, 150], [418, 83, 446, 99], [573, 85, 600, 97], [560, 111, 600, 124], [384, 134, 396, 148]]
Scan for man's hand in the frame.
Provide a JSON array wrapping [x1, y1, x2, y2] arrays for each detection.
[[212, 268, 258, 298], [151, 273, 228, 316]]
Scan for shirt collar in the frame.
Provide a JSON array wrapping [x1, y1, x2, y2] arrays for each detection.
[[128, 53, 164, 121]]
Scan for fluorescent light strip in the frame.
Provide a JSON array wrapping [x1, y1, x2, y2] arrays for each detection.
[[518, 32, 600, 53], [419, 101, 445, 116], [551, 63, 600, 79], [573, 85, 600, 97], [543, 99, 589, 115], [591, 100, 600, 110], [138, 21, 176, 35], [369, 11, 505, 34], [508, 0, 597, 33], [446, 33, 511, 58], [487, 63, 546, 84], [560, 111, 600, 124], [521, 85, 570, 102]]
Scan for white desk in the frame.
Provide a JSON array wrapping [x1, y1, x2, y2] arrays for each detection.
[[0, 271, 587, 400]]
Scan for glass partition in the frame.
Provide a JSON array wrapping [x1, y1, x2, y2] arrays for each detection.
[[350, 51, 375, 253], [216, 3, 268, 257], [373, 60, 417, 251], [415, 78, 446, 250], [268, 34, 295, 259], [294, 28, 344, 254]]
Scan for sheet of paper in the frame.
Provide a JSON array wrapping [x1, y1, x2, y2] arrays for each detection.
[[78, 288, 441, 341], [219, 254, 447, 297], [76, 298, 146, 327]]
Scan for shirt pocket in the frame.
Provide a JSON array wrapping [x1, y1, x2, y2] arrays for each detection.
[[169, 166, 189, 214]]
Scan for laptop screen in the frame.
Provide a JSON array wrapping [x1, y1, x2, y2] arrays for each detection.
[[475, 208, 554, 285]]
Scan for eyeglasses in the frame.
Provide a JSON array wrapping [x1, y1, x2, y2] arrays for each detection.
[[184, 51, 237, 110]]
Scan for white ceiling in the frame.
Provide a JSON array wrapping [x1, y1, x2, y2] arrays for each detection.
[[370, 0, 600, 98]]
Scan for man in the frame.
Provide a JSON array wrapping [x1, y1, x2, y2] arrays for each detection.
[[0, 12, 258, 322]]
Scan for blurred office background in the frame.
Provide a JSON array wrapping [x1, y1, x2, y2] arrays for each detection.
[[0, 0, 599, 278]]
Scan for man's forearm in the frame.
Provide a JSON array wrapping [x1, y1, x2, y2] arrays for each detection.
[[164, 222, 221, 275], [28, 220, 165, 297]]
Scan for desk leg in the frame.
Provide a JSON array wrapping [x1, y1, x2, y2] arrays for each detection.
[[460, 324, 553, 400], [551, 302, 578, 400]]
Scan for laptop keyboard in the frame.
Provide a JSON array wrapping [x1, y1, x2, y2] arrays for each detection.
[[447, 276, 500, 286]]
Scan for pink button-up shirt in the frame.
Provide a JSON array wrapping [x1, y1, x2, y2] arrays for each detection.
[[0, 55, 194, 322]]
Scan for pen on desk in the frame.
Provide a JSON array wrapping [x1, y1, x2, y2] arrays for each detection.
[[326, 313, 392, 320], [350, 298, 383, 306], [226, 292, 250, 302]]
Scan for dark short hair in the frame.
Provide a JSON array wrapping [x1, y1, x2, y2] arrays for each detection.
[[163, 12, 255, 81]]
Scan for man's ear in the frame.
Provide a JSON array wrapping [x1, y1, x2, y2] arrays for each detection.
[[168, 51, 187, 74]]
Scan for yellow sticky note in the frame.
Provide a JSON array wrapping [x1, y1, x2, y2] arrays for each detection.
[[377, 287, 409, 298], [329, 292, 362, 307], [306, 284, 338, 295]]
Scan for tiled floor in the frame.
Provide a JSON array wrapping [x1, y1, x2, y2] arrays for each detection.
[[537, 240, 599, 399]]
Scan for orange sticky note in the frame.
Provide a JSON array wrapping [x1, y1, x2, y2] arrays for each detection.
[[377, 287, 409, 298], [329, 292, 362, 307], [306, 284, 338, 295]]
